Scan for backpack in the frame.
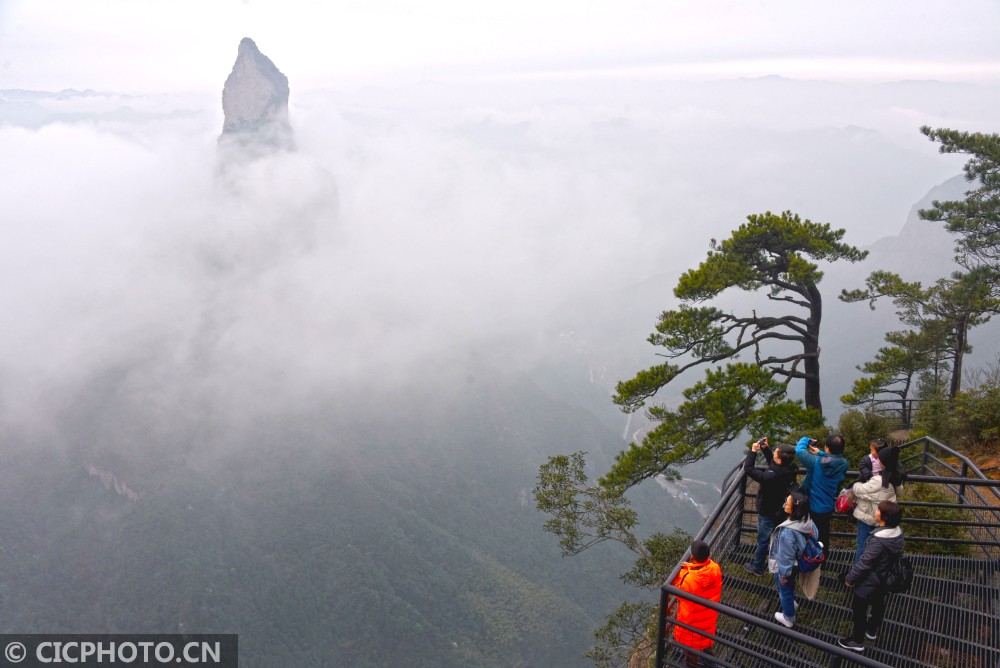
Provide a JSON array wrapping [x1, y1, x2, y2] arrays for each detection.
[[797, 529, 825, 574], [835, 488, 855, 513], [883, 553, 914, 593]]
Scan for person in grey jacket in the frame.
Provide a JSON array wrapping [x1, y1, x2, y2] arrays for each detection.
[[768, 490, 817, 629], [838, 500, 905, 653]]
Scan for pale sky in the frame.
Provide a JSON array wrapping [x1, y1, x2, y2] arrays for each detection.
[[2, 0, 1000, 93]]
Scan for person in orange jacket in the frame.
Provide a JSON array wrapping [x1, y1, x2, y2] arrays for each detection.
[[671, 539, 723, 667]]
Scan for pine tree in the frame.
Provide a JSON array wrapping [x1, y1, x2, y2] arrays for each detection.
[[840, 327, 947, 424], [919, 126, 1000, 270], [605, 211, 864, 487], [841, 268, 1000, 399]]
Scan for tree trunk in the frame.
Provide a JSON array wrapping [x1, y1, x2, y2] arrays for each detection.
[[804, 284, 823, 415], [949, 315, 970, 400], [901, 376, 913, 427]]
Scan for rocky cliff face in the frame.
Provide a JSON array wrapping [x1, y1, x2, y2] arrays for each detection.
[[213, 37, 339, 255], [219, 37, 294, 155]]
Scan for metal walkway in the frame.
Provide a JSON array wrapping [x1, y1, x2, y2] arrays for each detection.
[[656, 437, 1000, 668]]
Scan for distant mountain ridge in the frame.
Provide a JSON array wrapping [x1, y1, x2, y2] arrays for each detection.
[[866, 174, 966, 271]]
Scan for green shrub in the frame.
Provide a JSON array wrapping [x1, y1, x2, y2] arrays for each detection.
[[910, 389, 952, 442], [835, 409, 893, 467], [911, 379, 1000, 451], [901, 482, 971, 556], [949, 384, 1000, 446]]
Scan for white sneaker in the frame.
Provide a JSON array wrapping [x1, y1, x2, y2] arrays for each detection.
[[774, 612, 795, 628]]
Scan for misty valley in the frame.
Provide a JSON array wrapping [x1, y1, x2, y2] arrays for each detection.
[[2, 370, 689, 666]]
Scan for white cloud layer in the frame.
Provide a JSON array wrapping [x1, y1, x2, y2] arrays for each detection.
[[2, 71, 1000, 442]]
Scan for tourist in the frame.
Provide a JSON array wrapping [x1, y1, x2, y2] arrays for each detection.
[[742, 437, 798, 576], [851, 445, 906, 564], [671, 539, 723, 667], [769, 491, 817, 629], [796, 435, 848, 559], [839, 500, 905, 653]]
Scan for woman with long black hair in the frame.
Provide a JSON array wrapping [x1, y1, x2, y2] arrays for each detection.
[[768, 490, 817, 629], [851, 445, 906, 564]]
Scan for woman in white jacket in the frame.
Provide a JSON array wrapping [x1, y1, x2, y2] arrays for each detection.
[[851, 445, 905, 564]]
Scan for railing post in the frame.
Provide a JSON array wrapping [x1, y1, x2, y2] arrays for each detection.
[[734, 473, 749, 551], [654, 586, 668, 668], [921, 439, 930, 475]]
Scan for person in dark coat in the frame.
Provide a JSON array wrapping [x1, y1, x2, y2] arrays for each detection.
[[856, 438, 886, 483], [742, 437, 798, 576], [858, 440, 908, 486], [838, 500, 905, 653]]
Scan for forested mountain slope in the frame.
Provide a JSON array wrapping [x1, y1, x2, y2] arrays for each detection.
[[0, 367, 702, 667]]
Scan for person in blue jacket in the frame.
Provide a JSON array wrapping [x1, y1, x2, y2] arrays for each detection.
[[796, 435, 848, 560], [768, 490, 817, 629]]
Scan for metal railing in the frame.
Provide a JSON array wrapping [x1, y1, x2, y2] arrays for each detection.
[[655, 436, 1000, 668], [900, 436, 1000, 553], [863, 398, 923, 429]]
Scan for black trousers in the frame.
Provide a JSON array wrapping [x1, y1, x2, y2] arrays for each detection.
[[684, 647, 713, 667], [812, 511, 833, 559], [851, 591, 887, 642]]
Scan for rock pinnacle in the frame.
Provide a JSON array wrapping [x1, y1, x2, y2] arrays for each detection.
[[219, 37, 294, 154]]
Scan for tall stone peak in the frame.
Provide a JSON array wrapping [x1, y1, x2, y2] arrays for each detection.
[[219, 37, 294, 154]]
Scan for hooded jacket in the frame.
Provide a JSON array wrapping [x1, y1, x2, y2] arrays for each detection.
[[857, 453, 882, 483], [671, 558, 723, 650], [796, 437, 848, 513], [845, 525, 904, 599], [743, 445, 798, 517], [852, 474, 901, 526], [860, 446, 908, 487], [768, 517, 819, 580]]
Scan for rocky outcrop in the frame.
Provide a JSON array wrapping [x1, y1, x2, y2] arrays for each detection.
[[86, 464, 141, 501], [218, 37, 294, 156], [213, 37, 339, 239]]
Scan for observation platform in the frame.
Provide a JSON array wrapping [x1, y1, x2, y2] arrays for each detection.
[[657, 437, 1000, 668]]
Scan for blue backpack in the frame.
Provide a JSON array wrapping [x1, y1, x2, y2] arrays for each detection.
[[797, 529, 825, 573]]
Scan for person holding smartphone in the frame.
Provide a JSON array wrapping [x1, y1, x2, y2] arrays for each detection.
[[796, 434, 848, 560], [742, 437, 798, 577]]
